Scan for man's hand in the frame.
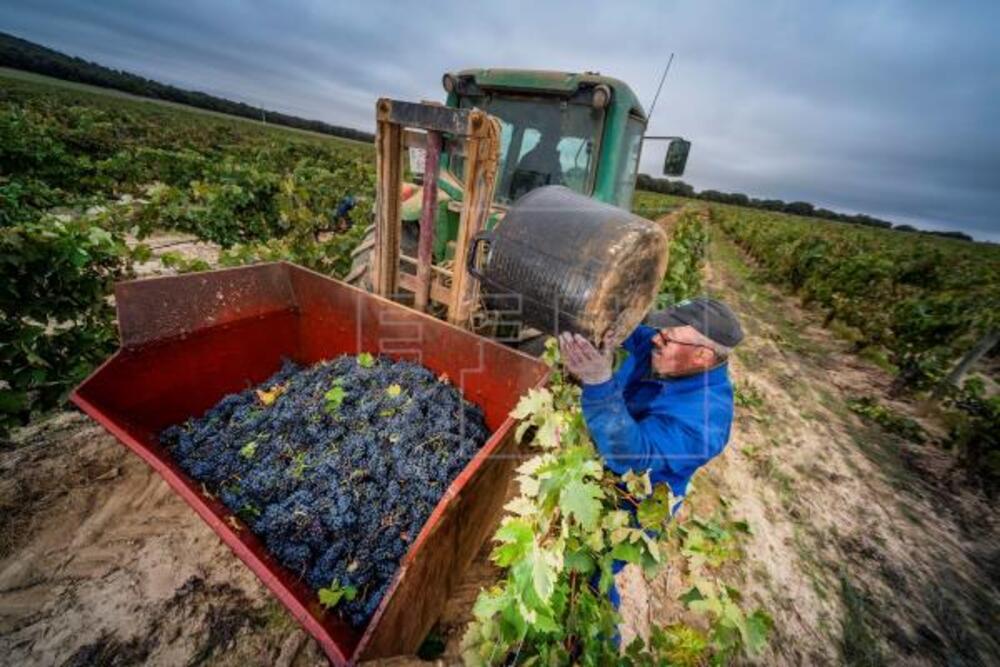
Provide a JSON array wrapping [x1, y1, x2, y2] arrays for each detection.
[[559, 332, 613, 385]]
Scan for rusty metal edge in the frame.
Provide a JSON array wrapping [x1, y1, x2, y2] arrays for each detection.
[[113, 262, 299, 350]]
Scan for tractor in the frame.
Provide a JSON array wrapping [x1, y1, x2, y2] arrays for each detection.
[[345, 68, 690, 343], [70, 70, 692, 664]]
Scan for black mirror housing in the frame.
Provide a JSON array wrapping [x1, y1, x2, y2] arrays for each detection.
[[663, 139, 691, 177]]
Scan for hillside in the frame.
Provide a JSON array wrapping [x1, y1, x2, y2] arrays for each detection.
[[0, 31, 374, 143]]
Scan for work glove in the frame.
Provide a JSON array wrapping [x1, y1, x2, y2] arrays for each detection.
[[559, 332, 614, 385]]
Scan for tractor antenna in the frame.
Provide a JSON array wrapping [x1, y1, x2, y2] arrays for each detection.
[[646, 52, 674, 121]]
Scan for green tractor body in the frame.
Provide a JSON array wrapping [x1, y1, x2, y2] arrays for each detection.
[[400, 69, 686, 263]]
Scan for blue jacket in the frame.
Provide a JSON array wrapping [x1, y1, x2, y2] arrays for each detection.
[[580, 325, 735, 498]]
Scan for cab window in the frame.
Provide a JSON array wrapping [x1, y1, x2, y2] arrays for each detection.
[[615, 115, 645, 209], [450, 95, 603, 203]]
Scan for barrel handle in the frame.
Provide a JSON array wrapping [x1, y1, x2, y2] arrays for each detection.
[[466, 230, 495, 282]]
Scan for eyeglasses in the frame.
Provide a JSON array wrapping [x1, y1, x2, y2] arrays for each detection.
[[653, 330, 725, 361], [653, 330, 704, 349]]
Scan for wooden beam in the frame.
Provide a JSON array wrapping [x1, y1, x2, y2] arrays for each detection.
[[414, 131, 441, 313], [399, 254, 452, 280], [372, 101, 403, 297], [381, 99, 476, 135], [449, 112, 501, 327], [397, 272, 452, 305]]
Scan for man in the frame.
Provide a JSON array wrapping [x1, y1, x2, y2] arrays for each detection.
[[559, 297, 743, 609], [510, 132, 562, 199]]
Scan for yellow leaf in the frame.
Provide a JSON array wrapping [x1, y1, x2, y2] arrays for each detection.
[[517, 455, 547, 476], [510, 388, 552, 420], [585, 528, 605, 552], [256, 382, 287, 406], [640, 532, 661, 563], [504, 496, 535, 517], [518, 475, 540, 497], [610, 527, 631, 545], [623, 469, 653, 498], [602, 510, 631, 531], [536, 415, 560, 449]]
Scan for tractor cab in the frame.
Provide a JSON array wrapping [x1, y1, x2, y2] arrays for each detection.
[[442, 69, 661, 209], [397, 69, 689, 261]]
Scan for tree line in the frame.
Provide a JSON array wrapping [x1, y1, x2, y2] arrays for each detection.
[[0, 31, 375, 144], [636, 173, 974, 242]]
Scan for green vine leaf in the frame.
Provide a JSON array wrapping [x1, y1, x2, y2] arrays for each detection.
[[239, 440, 258, 459], [559, 478, 603, 530], [563, 548, 595, 575], [490, 518, 533, 567], [637, 483, 674, 530], [324, 385, 346, 413], [318, 580, 357, 609], [744, 609, 774, 654], [610, 539, 643, 563]]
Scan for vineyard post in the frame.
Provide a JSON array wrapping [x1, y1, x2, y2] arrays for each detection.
[[932, 328, 999, 398]]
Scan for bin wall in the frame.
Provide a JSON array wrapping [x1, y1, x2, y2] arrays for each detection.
[[71, 263, 549, 665]]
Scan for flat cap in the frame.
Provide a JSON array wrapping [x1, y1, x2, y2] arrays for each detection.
[[645, 297, 744, 348]]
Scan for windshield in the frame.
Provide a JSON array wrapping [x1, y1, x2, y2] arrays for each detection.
[[615, 115, 645, 209], [450, 96, 603, 204]]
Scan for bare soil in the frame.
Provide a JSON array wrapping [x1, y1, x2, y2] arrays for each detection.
[[127, 231, 222, 278], [0, 412, 329, 666], [1, 223, 997, 666]]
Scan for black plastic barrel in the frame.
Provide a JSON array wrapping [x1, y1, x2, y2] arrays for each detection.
[[467, 186, 668, 346]]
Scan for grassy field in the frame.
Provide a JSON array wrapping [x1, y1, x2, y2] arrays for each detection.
[[0, 67, 374, 145]]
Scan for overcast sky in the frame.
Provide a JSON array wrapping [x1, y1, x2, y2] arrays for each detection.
[[4, 0, 998, 240]]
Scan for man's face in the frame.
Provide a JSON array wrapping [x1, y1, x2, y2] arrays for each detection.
[[650, 325, 717, 376]]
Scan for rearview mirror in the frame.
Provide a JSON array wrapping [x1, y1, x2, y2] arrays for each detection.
[[663, 139, 691, 177]]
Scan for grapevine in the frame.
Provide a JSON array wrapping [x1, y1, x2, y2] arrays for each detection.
[[657, 207, 710, 307], [709, 203, 999, 391], [0, 73, 376, 431], [462, 339, 770, 665]]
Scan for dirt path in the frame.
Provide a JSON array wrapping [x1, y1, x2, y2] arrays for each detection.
[[0, 411, 335, 666]]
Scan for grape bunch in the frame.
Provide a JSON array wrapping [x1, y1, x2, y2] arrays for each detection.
[[160, 354, 491, 628]]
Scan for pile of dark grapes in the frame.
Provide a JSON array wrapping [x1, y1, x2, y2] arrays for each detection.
[[160, 355, 491, 628]]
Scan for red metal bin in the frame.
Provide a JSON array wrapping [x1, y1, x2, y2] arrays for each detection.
[[70, 262, 549, 664]]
